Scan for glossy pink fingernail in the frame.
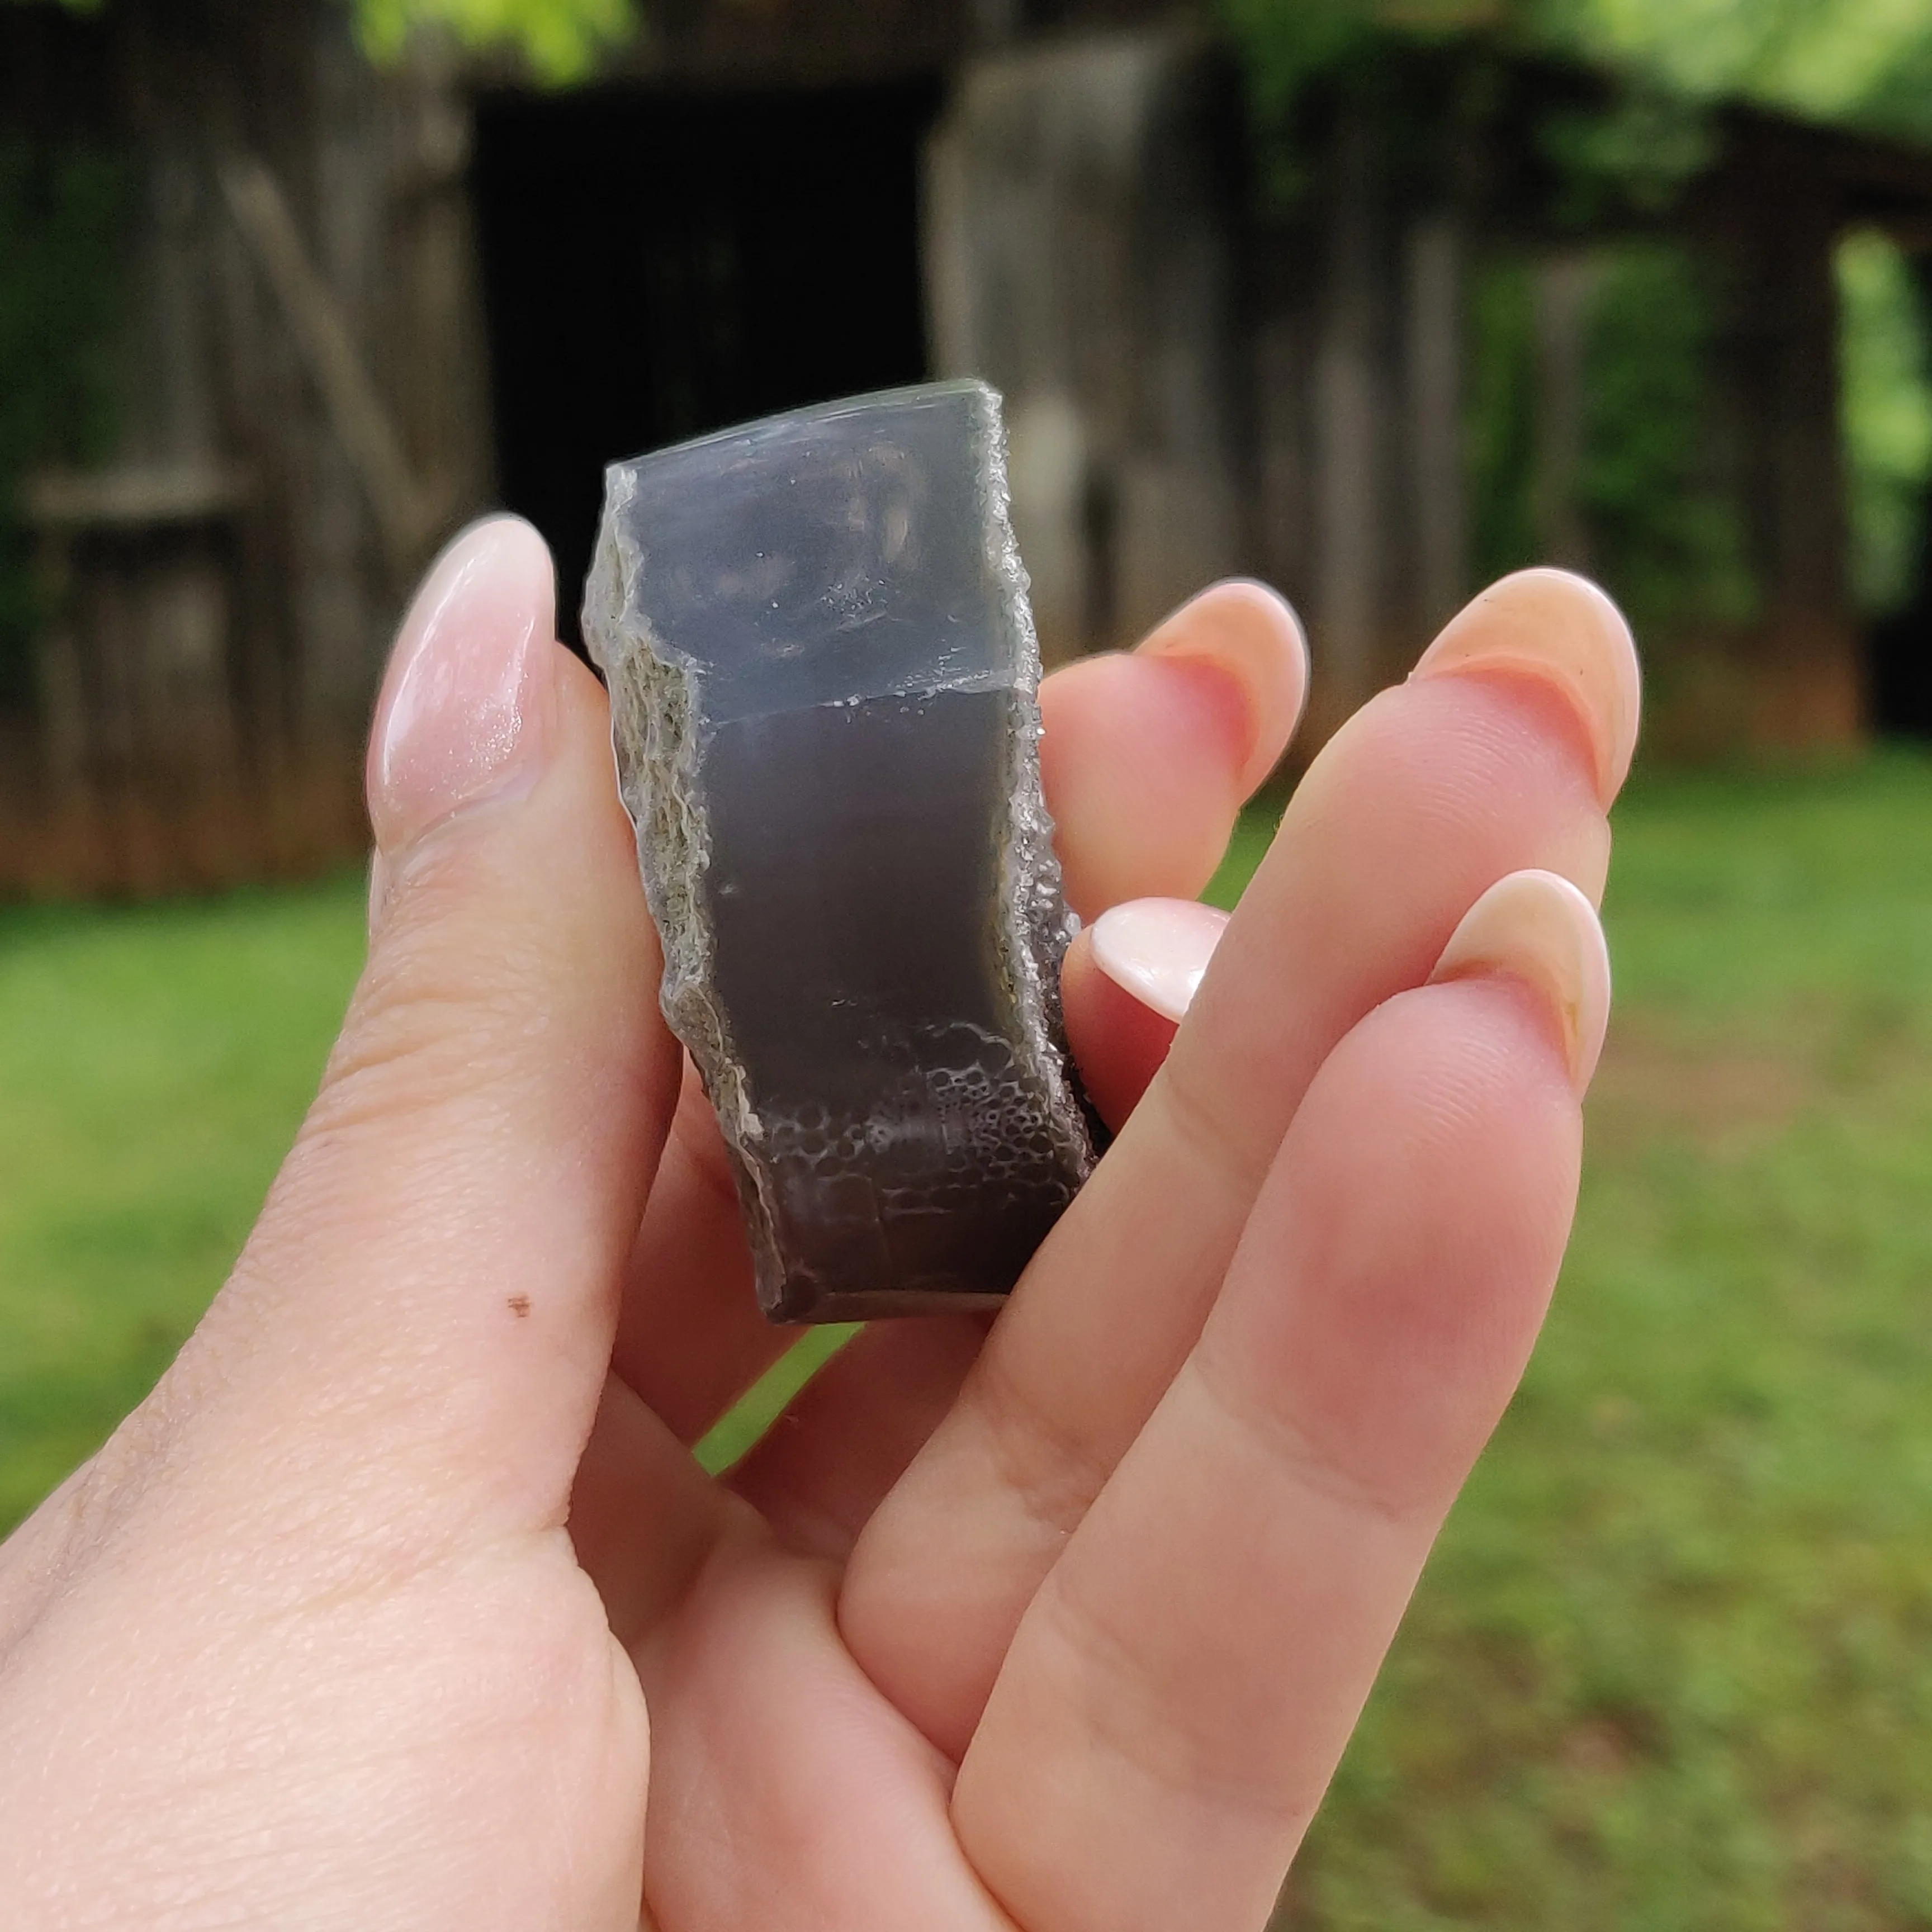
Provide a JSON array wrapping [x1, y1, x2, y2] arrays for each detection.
[[1428, 868, 1611, 1092], [1090, 897, 1232, 1022], [367, 515, 557, 855]]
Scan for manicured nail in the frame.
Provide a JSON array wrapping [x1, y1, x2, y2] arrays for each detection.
[[1090, 897, 1232, 1023], [1428, 869, 1611, 1092], [1140, 579, 1310, 793], [1410, 568, 1640, 806], [366, 515, 557, 856]]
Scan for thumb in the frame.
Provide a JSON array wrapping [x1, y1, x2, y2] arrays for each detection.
[[136, 517, 681, 1543]]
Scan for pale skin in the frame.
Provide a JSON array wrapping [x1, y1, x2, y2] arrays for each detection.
[[0, 518, 1637, 1931]]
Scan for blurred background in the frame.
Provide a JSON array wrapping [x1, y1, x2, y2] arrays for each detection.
[[6, 0, 1932, 1922]]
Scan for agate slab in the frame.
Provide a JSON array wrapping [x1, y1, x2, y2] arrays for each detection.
[[584, 380, 1097, 1323]]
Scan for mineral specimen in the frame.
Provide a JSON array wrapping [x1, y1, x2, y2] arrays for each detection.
[[584, 380, 1098, 1323]]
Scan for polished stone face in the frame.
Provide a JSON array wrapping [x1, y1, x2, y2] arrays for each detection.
[[584, 380, 1097, 1323]]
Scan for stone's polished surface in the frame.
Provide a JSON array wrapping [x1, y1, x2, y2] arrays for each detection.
[[584, 380, 1098, 1323]]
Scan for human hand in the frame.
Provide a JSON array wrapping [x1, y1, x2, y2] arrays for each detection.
[[0, 517, 1635, 1931]]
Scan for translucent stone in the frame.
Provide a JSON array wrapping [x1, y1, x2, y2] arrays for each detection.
[[584, 380, 1098, 1323]]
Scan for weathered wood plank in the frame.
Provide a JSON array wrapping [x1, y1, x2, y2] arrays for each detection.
[[220, 153, 448, 570]]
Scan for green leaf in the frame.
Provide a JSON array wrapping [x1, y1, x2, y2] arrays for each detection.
[[1838, 228, 1932, 617], [353, 0, 634, 84]]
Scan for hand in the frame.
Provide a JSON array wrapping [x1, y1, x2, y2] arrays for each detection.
[[0, 518, 1635, 1931]]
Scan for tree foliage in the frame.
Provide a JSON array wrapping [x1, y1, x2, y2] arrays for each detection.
[[1839, 230, 1932, 615], [17, 0, 637, 84], [1464, 242, 1758, 634], [1220, 0, 1932, 146], [352, 0, 634, 84], [1578, 242, 1756, 629], [1546, 0, 1932, 145]]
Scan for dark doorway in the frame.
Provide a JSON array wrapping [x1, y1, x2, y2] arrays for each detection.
[[1869, 595, 1932, 736], [1869, 480, 1932, 733], [472, 80, 942, 647]]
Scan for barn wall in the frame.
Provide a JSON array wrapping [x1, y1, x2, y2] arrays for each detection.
[[925, 34, 1474, 743], [8, 7, 1919, 903], [1701, 120, 1862, 750], [924, 32, 1248, 665], [2, 0, 490, 896], [1249, 91, 1471, 742]]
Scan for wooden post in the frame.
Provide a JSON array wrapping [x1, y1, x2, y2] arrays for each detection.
[[1716, 132, 1860, 748], [219, 154, 448, 572], [1531, 249, 1597, 575], [1311, 103, 1387, 733], [922, 31, 1242, 659], [0, 0, 493, 893], [1405, 211, 1466, 632]]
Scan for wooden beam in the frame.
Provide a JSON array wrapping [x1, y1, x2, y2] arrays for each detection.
[[219, 153, 448, 570], [22, 462, 249, 531]]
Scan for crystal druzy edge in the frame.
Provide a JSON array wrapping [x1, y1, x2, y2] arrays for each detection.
[[583, 380, 1098, 1323]]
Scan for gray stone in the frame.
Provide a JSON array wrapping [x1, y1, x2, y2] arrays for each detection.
[[584, 380, 1098, 1323]]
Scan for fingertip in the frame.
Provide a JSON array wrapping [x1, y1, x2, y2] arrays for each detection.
[[366, 515, 561, 855], [1410, 568, 1640, 806], [385, 515, 557, 694], [1138, 579, 1310, 794], [1428, 868, 1611, 1093]]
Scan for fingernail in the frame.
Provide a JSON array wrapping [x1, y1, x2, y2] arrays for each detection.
[[366, 515, 557, 855], [1140, 579, 1310, 793], [1090, 897, 1232, 1023], [1428, 869, 1611, 1093], [1410, 569, 1640, 806]]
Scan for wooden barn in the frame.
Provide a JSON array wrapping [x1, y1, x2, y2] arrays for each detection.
[[7, 0, 1932, 893]]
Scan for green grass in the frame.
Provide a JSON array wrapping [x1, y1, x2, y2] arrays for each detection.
[[6, 759, 1932, 1925], [0, 877, 370, 1524]]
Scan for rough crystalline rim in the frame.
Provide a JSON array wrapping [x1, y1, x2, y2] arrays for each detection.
[[583, 378, 1097, 1319]]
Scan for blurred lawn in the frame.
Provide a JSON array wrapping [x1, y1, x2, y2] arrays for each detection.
[[0, 878, 370, 1524], [5, 757, 1932, 1924]]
